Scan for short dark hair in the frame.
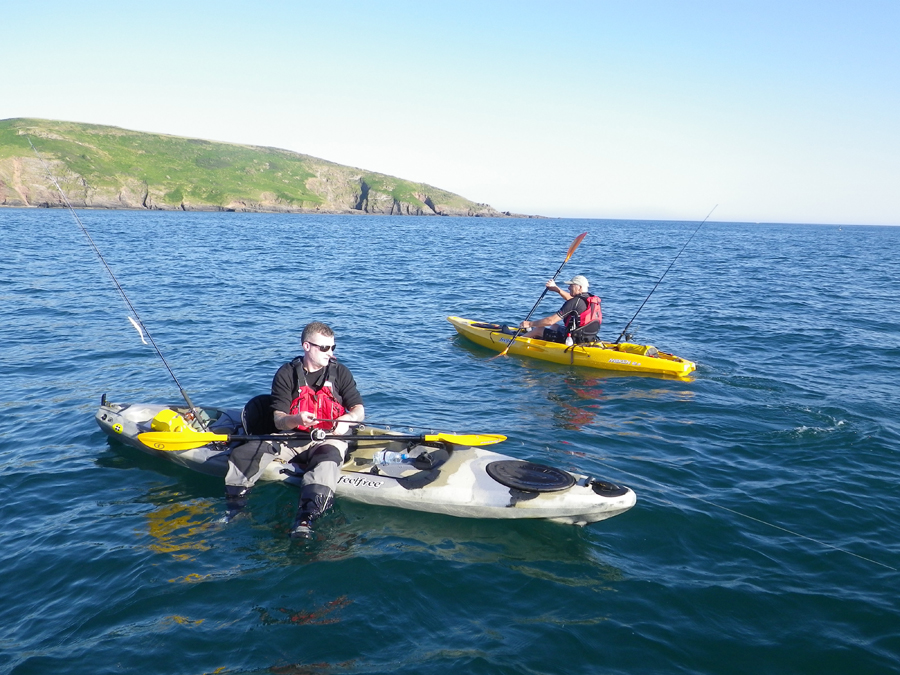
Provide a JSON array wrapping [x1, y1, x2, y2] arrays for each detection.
[[302, 321, 334, 343]]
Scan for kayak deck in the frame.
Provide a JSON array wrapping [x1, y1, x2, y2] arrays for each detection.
[[448, 315, 696, 378], [95, 398, 636, 526]]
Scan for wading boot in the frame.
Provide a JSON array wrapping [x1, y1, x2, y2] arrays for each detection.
[[289, 488, 333, 540], [222, 485, 252, 523], [289, 514, 314, 540]]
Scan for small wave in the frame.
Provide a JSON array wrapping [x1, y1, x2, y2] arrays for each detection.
[[789, 420, 847, 436]]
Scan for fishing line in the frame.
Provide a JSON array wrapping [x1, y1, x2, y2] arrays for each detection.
[[27, 135, 207, 429], [594, 457, 896, 571], [614, 205, 718, 344]]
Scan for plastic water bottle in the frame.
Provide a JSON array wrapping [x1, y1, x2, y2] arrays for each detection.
[[565, 336, 574, 346], [373, 449, 409, 466]]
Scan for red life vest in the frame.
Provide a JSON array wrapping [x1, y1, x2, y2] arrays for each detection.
[[289, 367, 346, 431], [566, 294, 602, 335]]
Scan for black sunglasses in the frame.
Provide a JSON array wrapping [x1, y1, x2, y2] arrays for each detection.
[[307, 342, 336, 353]]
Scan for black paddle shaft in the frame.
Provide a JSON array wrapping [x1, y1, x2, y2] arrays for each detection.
[[502, 233, 588, 349], [220, 432, 432, 444]]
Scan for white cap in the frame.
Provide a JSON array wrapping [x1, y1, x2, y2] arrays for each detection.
[[562, 274, 589, 290]]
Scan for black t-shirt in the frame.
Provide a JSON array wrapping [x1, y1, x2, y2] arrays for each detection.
[[556, 295, 588, 323], [270, 356, 364, 415]]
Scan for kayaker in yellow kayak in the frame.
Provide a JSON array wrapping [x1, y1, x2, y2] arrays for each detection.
[[519, 274, 602, 344]]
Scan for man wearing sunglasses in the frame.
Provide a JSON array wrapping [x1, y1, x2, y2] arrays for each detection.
[[275, 321, 364, 539], [225, 321, 364, 539]]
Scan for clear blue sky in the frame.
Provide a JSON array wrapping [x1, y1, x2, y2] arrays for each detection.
[[6, 1, 899, 224]]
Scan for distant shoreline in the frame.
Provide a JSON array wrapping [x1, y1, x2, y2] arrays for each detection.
[[0, 203, 543, 218], [1, 118, 544, 219]]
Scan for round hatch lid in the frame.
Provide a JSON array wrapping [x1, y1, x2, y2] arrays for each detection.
[[485, 460, 575, 493]]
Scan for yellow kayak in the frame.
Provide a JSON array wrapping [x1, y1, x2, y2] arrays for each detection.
[[448, 316, 696, 379]]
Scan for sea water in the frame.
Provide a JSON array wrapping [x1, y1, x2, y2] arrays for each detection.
[[1, 209, 898, 674]]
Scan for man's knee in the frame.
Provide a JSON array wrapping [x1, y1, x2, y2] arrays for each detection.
[[230, 439, 276, 463], [226, 440, 277, 486], [542, 327, 565, 343], [306, 443, 343, 469]]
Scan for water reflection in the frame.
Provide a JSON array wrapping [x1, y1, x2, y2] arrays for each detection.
[[547, 374, 607, 430], [144, 500, 212, 558], [307, 501, 626, 587], [516, 367, 696, 434], [256, 595, 351, 626]]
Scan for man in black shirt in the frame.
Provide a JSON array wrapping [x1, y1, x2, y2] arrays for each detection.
[[518, 274, 602, 343], [224, 321, 364, 539]]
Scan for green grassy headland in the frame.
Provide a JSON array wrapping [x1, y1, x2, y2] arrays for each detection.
[[0, 118, 511, 216]]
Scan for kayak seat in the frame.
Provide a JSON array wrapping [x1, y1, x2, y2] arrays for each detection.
[[242, 394, 279, 435], [569, 321, 600, 344]]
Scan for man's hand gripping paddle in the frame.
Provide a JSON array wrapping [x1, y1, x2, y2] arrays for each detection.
[[492, 232, 588, 358]]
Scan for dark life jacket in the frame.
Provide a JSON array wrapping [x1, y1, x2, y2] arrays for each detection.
[[288, 361, 346, 431], [566, 294, 602, 340]]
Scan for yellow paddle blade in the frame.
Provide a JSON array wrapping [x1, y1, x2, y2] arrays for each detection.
[[426, 433, 507, 446], [495, 340, 516, 358], [565, 232, 587, 262], [491, 329, 521, 359], [139, 431, 228, 451]]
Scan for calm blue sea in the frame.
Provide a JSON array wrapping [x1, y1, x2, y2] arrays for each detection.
[[1, 209, 898, 675]]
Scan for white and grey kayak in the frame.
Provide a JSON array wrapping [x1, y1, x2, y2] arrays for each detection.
[[95, 396, 636, 526]]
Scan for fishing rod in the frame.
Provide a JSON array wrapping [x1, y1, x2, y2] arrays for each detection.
[[314, 418, 463, 433], [614, 205, 718, 344], [27, 136, 208, 430]]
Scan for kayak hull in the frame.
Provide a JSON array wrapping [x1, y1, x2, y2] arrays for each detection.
[[448, 315, 696, 378], [95, 399, 636, 526]]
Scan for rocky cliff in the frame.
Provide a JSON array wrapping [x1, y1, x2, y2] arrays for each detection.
[[0, 118, 529, 217]]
